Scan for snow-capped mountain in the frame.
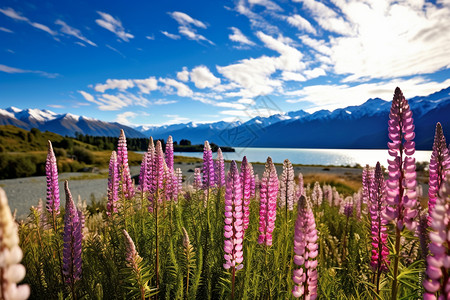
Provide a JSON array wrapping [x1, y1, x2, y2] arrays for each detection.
[[1, 86, 449, 149]]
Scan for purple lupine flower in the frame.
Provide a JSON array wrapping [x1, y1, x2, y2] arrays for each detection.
[[193, 168, 202, 190], [163, 165, 174, 201], [292, 196, 318, 299], [323, 185, 333, 207], [215, 148, 225, 188], [107, 151, 119, 216], [384, 87, 418, 231], [362, 165, 374, 207], [240, 156, 253, 232], [62, 181, 82, 286], [165, 136, 174, 171], [202, 141, 215, 190], [370, 162, 390, 273], [423, 174, 450, 299], [296, 173, 305, 202], [428, 123, 450, 222], [311, 182, 323, 207], [139, 152, 150, 193], [223, 161, 244, 271], [123, 229, 141, 266], [145, 137, 155, 194], [258, 157, 278, 246], [343, 197, 354, 218], [249, 163, 256, 199], [174, 168, 183, 201], [46, 140, 60, 215], [0, 188, 30, 300], [117, 129, 135, 200], [279, 159, 295, 211], [149, 141, 165, 207]]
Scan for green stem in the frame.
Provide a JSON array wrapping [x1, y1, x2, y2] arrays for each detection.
[[391, 226, 401, 300]]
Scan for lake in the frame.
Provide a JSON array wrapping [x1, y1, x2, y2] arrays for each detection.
[[173, 148, 432, 167]]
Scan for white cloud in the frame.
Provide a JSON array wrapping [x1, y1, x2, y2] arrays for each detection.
[[304, 67, 326, 79], [161, 30, 180, 40], [177, 67, 190, 82], [55, 20, 96, 46], [159, 78, 193, 97], [75, 42, 86, 47], [115, 111, 137, 126], [178, 25, 214, 44], [95, 79, 135, 93], [47, 104, 64, 109], [164, 114, 190, 125], [0, 7, 57, 36], [0, 27, 13, 33], [134, 77, 158, 94], [78, 91, 97, 103], [146, 35, 155, 40], [106, 44, 126, 58], [286, 14, 316, 35], [229, 27, 255, 46], [154, 99, 177, 105], [0, 64, 58, 78], [190, 66, 221, 89], [169, 11, 207, 28], [248, 0, 283, 11], [95, 11, 134, 42], [282, 71, 307, 82], [235, 0, 280, 34]]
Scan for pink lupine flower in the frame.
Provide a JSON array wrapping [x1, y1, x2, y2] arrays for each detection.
[[193, 168, 202, 190], [62, 181, 82, 287], [296, 173, 305, 201], [240, 156, 253, 231], [145, 137, 155, 193], [215, 148, 225, 188], [107, 151, 119, 216], [428, 123, 450, 222], [370, 162, 390, 274], [174, 168, 182, 202], [384, 87, 418, 231], [223, 161, 244, 271], [311, 182, 323, 207], [117, 130, 135, 199], [139, 152, 150, 193], [46, 140, 60, 215], [202, 141, 215, 189], [249, 164, 256, 198], [258, 157, 279, 246], [279, 159, 295, 212], [0, 188, 30, 300], [354, 191, 362, 220], [423, 174, 450, 299], [165, 136, 174, 171], [323, 185, 333, 207], [292, 196, 318, 299], [343, 197, 354, 218], [163, 165, 175, 201]]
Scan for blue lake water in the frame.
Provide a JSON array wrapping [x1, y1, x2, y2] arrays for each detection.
[[173, 148, 432, 167]]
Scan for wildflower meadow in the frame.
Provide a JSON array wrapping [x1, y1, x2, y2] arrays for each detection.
[[1, 87, 450, 299]]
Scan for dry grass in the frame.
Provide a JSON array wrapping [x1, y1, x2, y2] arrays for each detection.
[[302, 172, 362, 196]]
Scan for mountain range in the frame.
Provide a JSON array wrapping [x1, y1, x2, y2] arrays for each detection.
[[1, 86, 449, 149]]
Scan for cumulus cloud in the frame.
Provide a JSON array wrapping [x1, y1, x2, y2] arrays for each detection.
[[95, 11, 134, 41], [177, 67, 190, 82], [190, 66, 221, 89], [229, 27, 255, 46], [286, 14, 316, 35], [0, 7, 57, 36], [282, 71, 307, 82], [159, 78, 193, 97], [55, 20, 96, 46], [134, 77, 158, 94], [95, 79, 135, 93], [161, 30, 181, 40], [0, 64, 59, 78]]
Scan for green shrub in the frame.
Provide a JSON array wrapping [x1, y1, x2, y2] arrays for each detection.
[[73, 146, 95, 164]]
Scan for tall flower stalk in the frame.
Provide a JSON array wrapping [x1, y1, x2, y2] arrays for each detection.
[[117, 129, 135, 200], [292, 196, 318, 299], [46, 140, 60, 229], [0, 187, 30, 300], [107, 151, 119, 216], [240, 156, 253, 232], [223, 161, 244, 299], [62, 181, 82, 300], [369, 162, 390, 294], [215, 148, 225, 188], [279, 159, 295, 218], [165, 135, 174, 171], [384, 87, 418, 299], [423, 174, 450, 299], [428, 122, 450, 222], [258, 157, 279, 247]]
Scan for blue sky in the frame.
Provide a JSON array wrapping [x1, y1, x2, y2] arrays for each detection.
[[1, 0, 450, 127]]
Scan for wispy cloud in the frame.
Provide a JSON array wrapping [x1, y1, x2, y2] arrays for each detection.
[[229, 27, 255, 46], [106, 44, 126, 58], [55, 20, 97, 46], [286, 14, 316, 35], [0, 64, 59, 78], [95, 79, 134, 93], [0, 27, 13, 33], [0, 7, 57, 36], [47, 104, 65, 109], [168, 11, 214, 44], [169, 11, 207, 28], [95, 11, 134, 42], [115, 111, 137, 126], [161, 30, 180, 40]]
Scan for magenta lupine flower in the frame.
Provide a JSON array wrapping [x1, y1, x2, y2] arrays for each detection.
[[279, 159, 295, 211], [296, 173, 305, 201], [423, 174, 450, 299], [249, 163, 256, 199], [311, 182, 323, 207], [258, 157, 279, 246], [117, 130, 135, 199], [370, 162, 390, 273], [215, 148, 225, 188], [163, 165, 175, 201], [139, 152, 150, 193], [62, 181, 82, 286], [149, 141, 165, 206], [292, 196, 318, 299], [202, 141, 215, 189], [145, 137, 155, 194], [428, 123, 450, 222], [165, 136, 174, 171], [46, 140, 60, 215], [384, 87, 418, 231], [240, 156, 253, 231], [193, 168, 202, 190], [107, 151, 119, 216], [223, 161, 244, 271]]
